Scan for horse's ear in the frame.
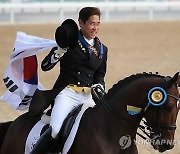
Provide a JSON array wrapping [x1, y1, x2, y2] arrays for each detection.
[[165, 72, 179, 88]]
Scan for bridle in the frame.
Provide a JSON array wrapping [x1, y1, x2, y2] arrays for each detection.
[[138, 92, 179, 141], [138, 76, 180, 140], [167, 93, 180, 101]]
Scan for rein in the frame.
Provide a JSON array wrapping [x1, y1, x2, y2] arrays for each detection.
[[101, 100, 124, 122], [93, 85, 131, 124], [101, 100, 133, 125]]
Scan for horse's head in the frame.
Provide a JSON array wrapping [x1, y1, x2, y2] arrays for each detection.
[[104, 72, 179, 152], [142, 72, 180, 152]]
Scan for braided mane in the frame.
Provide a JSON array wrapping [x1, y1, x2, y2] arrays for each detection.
[[105, 72, 165, 100]]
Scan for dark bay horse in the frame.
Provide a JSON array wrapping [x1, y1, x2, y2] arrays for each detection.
[[0, 72, 179, 154]]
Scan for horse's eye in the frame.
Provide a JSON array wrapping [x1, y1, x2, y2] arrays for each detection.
[[163, 104, 173, 112]]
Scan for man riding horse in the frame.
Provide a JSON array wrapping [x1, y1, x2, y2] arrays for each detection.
[[31, 7, 108, 153]]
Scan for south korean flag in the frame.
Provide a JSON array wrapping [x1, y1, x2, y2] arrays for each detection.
[[1, 31, 57, 110]]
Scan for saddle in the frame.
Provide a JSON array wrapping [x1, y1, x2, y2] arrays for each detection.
[[54, 104, 83, 153]]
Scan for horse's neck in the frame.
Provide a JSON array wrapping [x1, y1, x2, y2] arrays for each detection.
[[104, 92, 144, 139], [87, 104, 141, 140]]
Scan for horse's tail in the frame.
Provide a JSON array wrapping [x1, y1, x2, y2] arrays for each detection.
[[0, 121, 13, 150]]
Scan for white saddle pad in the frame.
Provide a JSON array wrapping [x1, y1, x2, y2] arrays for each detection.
[[25, 121, 46, 154], [25, 102, 93, 154]]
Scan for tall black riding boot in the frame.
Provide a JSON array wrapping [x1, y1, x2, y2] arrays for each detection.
[[31, 127, 55, 154]]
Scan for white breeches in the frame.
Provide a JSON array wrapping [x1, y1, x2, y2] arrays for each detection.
[[50, 87, 95, 138]]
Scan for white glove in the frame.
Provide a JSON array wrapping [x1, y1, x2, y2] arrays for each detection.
[[54, 46, 67, 58], [91, 83, 105, 100], [91, 83, 104, 92], [51, 46, 67, 63]]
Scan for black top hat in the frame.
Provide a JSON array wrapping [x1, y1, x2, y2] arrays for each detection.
[[55, 19, 79, 49]]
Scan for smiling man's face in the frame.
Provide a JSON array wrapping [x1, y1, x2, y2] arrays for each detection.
[[79, 15, 100, 40]]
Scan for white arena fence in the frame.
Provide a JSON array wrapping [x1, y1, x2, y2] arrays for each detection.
[[1, 1, 180, 23]]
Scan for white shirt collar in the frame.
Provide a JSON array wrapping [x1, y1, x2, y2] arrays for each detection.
[[83, 36, 94, 46]]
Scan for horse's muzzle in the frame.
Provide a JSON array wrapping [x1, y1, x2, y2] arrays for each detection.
[[152, 139, 174, 153], [158, 142, 174, 153]]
